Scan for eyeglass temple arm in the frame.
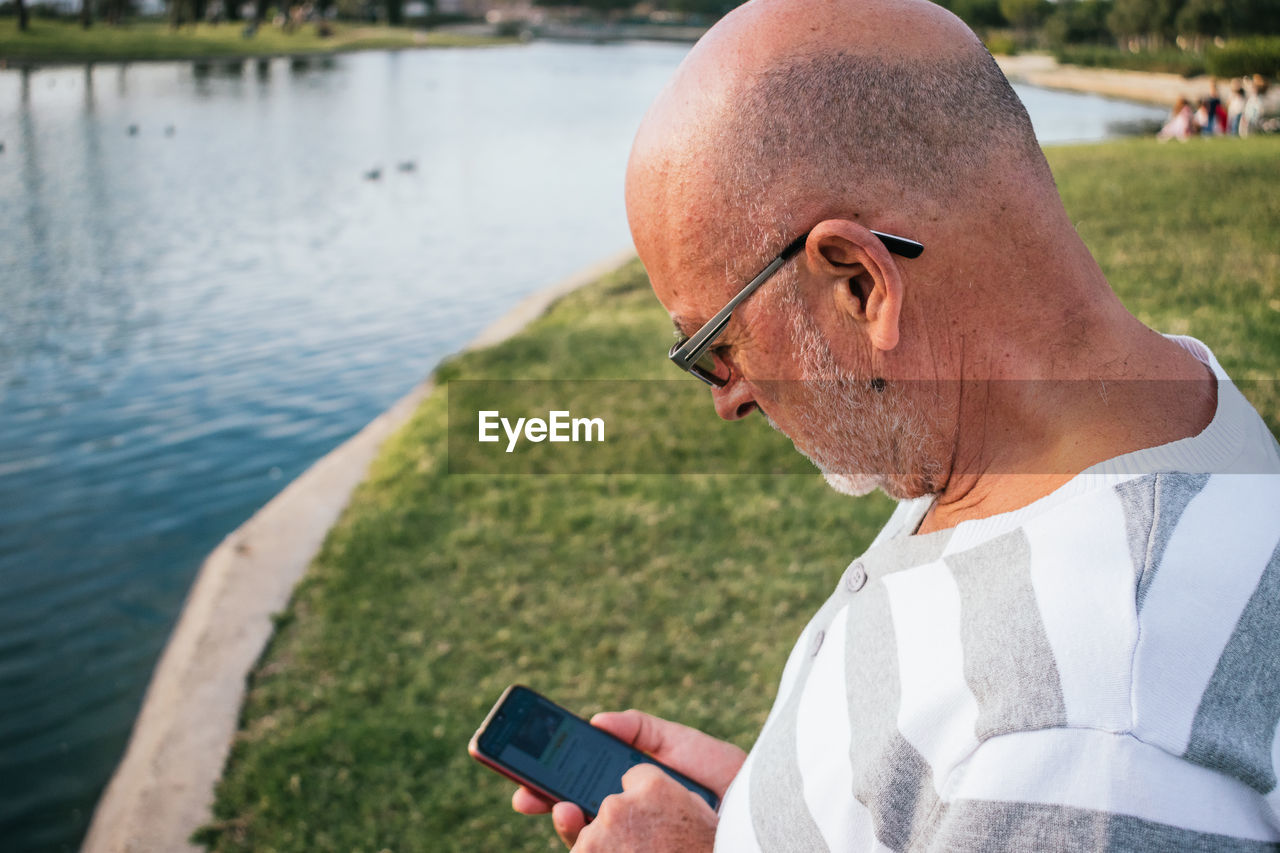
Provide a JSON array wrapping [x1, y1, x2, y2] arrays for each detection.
[[674, 228, 922, 364], [871, 229, 924, 259], [676, 235, 807, 363]]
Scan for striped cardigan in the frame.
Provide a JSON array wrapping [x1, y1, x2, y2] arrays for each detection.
[[715, 338, 1280, 852]]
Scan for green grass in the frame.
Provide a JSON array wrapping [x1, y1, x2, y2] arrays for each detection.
[[1051, 137, 1280, 418], [0, 19, 513, 65], [200, 137, 1280, 852]]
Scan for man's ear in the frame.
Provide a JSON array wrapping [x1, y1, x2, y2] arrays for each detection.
[[806, 220, 903, 352]]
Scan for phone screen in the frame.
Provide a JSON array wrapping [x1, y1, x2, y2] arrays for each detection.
[[473, 685, 719, 817]]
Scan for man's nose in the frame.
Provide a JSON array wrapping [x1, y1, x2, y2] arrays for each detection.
[[712, 378, 758, 421]]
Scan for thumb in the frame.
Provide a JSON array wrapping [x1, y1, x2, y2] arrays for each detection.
[[589, 709, 662, 752]]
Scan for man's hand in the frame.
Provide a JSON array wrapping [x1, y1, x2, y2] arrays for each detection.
[[572, 763, 717, 851], [511, 709, 746, 849]]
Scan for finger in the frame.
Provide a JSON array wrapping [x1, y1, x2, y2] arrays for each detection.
[[590, 710, 746, 797], [512, 786, 554, 815], [621, 762, 669, 790], [590, 709, 662, 752], [551, 800, 586, 848]]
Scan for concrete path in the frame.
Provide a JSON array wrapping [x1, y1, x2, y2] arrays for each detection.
[[81, 249, 636, 853]]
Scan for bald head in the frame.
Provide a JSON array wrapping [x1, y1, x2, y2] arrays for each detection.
[[627, 0, 1053, 282]]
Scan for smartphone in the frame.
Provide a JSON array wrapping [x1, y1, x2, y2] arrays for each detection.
[[468, 684, 720, 819]]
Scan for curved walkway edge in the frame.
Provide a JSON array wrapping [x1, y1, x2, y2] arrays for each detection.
[[996, 53, 1211, 107], [81, 248, 638, 853]]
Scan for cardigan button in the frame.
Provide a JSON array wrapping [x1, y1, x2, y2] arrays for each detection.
[[846, 562, 868, 592]]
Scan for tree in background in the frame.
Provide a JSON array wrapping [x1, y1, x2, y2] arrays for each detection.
[[171, 0, 207, 24], [1175, 0, 1222, 39], [1107, 0, 1279, 45], [533, 0, 640, 13], [999, 0, 1050, 39], [103, 0, 132, 25], [385, 0, 402, 25], [936, 0, 1007, 32], [1205, 0, 1280, 37], [1045, 0, 1112, 45], [16, 0, 28, 29], [662, 0, 739, 17], [1108, 0, 1184, 47], [166, 0, 209, 26]]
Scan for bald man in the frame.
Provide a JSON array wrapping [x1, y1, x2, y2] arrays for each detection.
[[513, 0, 1280, 850]]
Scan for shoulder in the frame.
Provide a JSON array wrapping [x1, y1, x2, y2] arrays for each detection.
[[934, 472, 1280, 835], [1125, 472, 1280, 797], [928, 474, 1280, 777]]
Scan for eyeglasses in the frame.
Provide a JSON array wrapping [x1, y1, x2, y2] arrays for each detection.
[[668, 228, 924, 387]]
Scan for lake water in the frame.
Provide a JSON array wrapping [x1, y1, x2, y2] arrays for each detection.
[[0, 42, 1166, 852]]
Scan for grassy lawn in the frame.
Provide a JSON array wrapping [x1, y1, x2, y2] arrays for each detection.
[[0, 19, 512, 65], [199, 137, 1280, 852]]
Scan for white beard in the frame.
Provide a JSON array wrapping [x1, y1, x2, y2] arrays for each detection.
[[773, 292, 940, 500], [762, 409, 881, 495], [820, 469, 882, 497]]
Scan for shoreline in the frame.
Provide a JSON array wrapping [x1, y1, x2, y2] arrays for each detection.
[[0, 22, 515, 69], [0, 35, 1221, 111], [80, 248, 636, 853], [996, 53, 1214, 108], [0, 43, 512, 71]]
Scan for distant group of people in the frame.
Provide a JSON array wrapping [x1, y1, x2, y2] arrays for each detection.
[[1160, 75, 1271, 140]]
